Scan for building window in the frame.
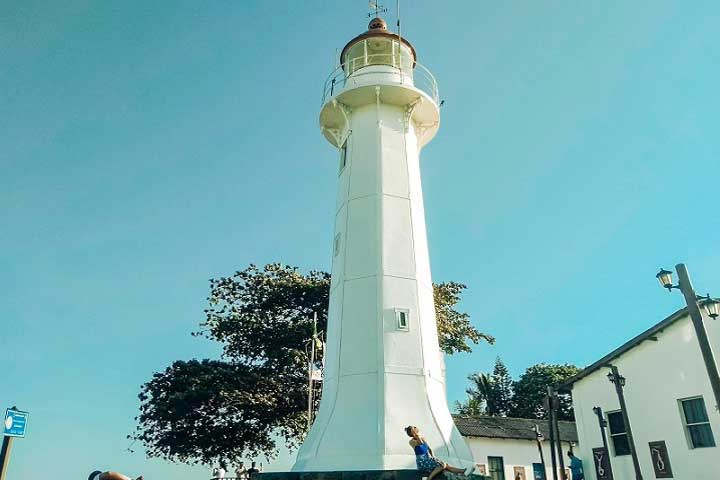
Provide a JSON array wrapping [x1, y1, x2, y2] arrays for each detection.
[[607, 411, 631, 456], [395, 308, 409, 331], [334, 233, 341, 257], [680, 397, 716, 448], [488, 456, 505, 480], [339, 138, 348, 173]]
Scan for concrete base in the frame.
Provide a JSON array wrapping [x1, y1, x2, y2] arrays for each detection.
[[254, 470, 489, 480]]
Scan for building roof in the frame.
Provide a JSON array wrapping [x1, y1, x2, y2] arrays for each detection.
[[559, 305, 693, 391], [453, 415, 578, 443]]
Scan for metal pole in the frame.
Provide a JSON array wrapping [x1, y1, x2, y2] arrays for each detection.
[[592, 406, 614, 480], [676, 263, 720, 412], [533, 425, 547, 479], [610, 366, 643, 480], [551, 392, 567, 480], [546, 388, 559, 480], [0, 436, 13, 480], [306, 313, 317, 429]]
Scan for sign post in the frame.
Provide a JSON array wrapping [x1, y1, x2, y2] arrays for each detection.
[[0, 407, 29, 480]]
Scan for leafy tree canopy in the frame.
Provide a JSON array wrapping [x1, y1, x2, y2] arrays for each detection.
[[456, 361, 580, 421], [134, 263, 493, 465], [509, 363, 580, 421]]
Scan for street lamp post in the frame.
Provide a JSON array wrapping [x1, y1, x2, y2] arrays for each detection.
[[656, 263, 720, 411], [532, 425, 547, 480], [607, 366, 643, 480], [592, 406, 614, 480]]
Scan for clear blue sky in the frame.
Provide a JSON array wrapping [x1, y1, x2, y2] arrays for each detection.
[[2, 1, 719, 478]]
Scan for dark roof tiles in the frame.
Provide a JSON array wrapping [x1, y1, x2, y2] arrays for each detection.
[[453, 415, 578, 443]]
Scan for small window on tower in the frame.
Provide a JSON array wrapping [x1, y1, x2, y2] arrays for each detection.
[[339, 139, 348, 173], [334, 233, 341, 257], [395, 308, 410, 331]]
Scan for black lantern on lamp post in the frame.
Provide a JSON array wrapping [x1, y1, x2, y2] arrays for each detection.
[[606, 371, 626, 387], [655, 264, 720, 411]]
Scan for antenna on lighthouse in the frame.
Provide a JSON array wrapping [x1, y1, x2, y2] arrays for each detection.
[[367, 1, 387, 18], [396, 0, 401, 38]]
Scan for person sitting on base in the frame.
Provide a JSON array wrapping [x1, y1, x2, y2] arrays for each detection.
[[88, 471, 143, 480], [405, 426, 473, 480]]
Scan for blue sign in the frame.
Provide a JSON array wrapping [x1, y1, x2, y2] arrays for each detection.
[[3, 408, 29, 438]]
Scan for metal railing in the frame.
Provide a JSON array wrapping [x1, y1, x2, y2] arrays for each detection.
[[321, 54, 439, 107]]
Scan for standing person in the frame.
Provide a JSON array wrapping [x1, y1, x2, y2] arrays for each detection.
[[567, 451, 584, 480], [247, 461, 260, 475], [404, 426, 473, 480], [88, 471, 143, 480], [235, 462, 247, 479]]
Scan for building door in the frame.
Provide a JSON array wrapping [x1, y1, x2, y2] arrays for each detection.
[[488, 457, 505, 480]]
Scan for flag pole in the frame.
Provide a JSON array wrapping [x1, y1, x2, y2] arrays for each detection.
[[307, 312, 318, 429]]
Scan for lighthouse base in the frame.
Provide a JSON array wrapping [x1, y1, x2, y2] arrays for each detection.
[[253, 470, 489, 480]]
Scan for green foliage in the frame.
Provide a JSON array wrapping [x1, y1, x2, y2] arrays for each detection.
[[134, 263, 492, 465], [489, 357, 514, 416], [509, 363, 581, 421], [434, 282, 495, 354], [456, 360, 580, 421], [454, 395, 484, 416], [456, 358, 513, 417]]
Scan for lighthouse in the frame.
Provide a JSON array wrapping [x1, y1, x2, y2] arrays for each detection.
[[293, 17, 474, 472]]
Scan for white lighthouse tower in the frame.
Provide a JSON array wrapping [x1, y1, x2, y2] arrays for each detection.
[[293, 16, 474, 472]]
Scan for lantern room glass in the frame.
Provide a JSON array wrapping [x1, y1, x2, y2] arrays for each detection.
[[343, 37, 414, 75]]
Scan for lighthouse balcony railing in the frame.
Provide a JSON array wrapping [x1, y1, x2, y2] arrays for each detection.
[[321, 55, 439, 107]]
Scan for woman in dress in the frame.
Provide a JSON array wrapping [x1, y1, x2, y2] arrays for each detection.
[[405, 426, 472, 479]]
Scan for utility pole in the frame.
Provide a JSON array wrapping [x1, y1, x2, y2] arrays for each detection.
[[306, 313, 318, 429], [532, 425, 547, 479], [675, 264, 720, 411], [550, 390, 567, 480], [0, 437, 13, 480], [592, 406, 614, 480], [608, 366, 643, 480], [546, 388, 558, 480]]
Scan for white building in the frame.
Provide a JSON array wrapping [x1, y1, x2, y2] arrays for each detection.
[[563, 306, 719, 480], [455, 416, 578, 480]]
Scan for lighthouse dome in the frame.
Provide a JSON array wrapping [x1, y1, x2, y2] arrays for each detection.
[[367, 17, 387, 30]]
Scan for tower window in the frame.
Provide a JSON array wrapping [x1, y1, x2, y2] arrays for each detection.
[[334, 233, 341, 257], [339, 139, 348, 173], [395, 308, 410, 331]]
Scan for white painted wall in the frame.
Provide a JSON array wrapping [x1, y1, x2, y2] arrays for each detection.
[[571, 313, 720, 480], [465, 437, 576, 480], [293, 40, 472, 472]]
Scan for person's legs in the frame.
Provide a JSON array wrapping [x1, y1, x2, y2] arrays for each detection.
[[427, 465, 445, 480], [444, 465, 465, 474]]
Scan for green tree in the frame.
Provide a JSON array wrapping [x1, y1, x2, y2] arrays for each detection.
[[489, 357, 514, 416], [134, 263, 493, 465], [509, 363, 581, 421], [457, 372, 493, 416], [456, 357, 514, 417]]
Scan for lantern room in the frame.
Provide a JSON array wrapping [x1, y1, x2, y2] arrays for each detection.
[[340, 17, 416, 75]]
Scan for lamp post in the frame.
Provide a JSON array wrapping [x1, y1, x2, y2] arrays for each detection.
[[532, 425, 547, 480], [656, 264, 720, 411], [545, 388, 559, 480], [592, 406, 614, 480], [607, 366, 643, 480]]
